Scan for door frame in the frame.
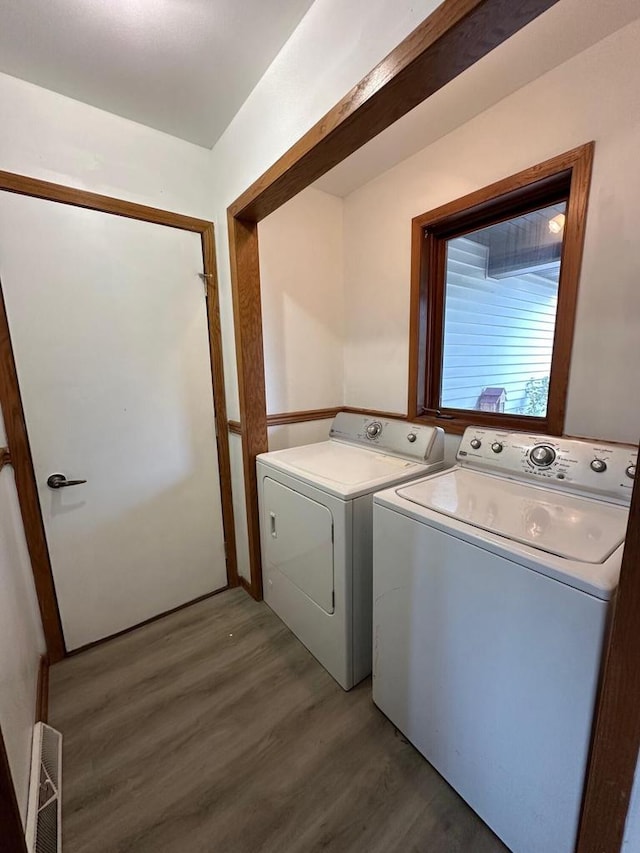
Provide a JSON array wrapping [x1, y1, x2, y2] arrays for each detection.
[[0, 170, 238, 664], [225, 0, 638, 850]]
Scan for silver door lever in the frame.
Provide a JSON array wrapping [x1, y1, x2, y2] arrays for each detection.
[[47, 473, 87, 489]]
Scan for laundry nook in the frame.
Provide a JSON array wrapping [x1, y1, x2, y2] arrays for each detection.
[[0, 3, 639, 853]]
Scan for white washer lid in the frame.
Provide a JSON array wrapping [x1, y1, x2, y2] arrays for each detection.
[[258, 440, 430, 498], [396, 469, 628, 564]]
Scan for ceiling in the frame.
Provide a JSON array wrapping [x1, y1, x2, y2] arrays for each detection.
[[314, 0, 640, 197], [0, 0, 314, 148]]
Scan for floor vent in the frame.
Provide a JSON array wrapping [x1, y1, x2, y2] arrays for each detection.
[[26, 722, 63, 853]]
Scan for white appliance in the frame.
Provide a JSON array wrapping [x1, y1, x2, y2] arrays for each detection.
[[372, 427, 637, 853], [257, 412, 445, 690]]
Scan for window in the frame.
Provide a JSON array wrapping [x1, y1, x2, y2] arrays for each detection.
[[409, 144, 594, 435]]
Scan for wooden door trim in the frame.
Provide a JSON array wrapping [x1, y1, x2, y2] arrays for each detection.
[[0, 283, 65, 661], [201, 223, 238, 587], [0, 170, 212, 232], [0, 170, 237, 665], [228, 0, 561, 601]]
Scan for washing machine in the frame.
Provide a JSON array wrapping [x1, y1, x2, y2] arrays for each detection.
[[257, 412, 445, 690], [372, 426, 637, 853]]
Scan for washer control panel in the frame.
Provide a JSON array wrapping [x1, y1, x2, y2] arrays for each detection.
[[330, 412, 444, 463], [458, 427, 637, 504]]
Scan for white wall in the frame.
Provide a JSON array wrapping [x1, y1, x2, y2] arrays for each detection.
[[0, 69, 216, 814], [259, 187, 344, 415], [0, 414, 45, 825], [342, 18, 640, 445], [0, 72, 212, 218]]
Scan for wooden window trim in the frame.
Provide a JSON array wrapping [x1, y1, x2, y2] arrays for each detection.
[[408, 142, 594, 436]]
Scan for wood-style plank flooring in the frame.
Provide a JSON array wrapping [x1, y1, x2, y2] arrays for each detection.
[[49, 588, 510, 853]]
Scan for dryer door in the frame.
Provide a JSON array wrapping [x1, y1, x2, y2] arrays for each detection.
[[263, 477, 335, 614]]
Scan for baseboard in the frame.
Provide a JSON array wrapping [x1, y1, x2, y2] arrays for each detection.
[[35, 655, 49, 725]]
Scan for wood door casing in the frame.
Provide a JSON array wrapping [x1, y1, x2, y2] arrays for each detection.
[[0, 171, 237, 661]]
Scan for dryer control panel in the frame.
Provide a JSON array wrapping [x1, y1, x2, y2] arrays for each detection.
[[330, 412, 444, 464], [458, 427, 637, 505]]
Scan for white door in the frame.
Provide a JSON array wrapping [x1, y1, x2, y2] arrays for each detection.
[[0, 193, 227, 650]]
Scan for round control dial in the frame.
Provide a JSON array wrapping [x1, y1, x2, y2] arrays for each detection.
[[530, 445, 556, 467], [366, 421, 382, 439], [407, 433, 417, 443], [627, 464, 637, 479], [491, 442, 503, 454], [470, 438, 482, 450], [590, 459, 607, 473]]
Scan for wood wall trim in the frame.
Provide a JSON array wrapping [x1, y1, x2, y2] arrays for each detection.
[[35, 655, 49, 725], [229, 0, 560, 602], [230, 0, 560, 222], [0, 446, 10, 472], [0, 170, 236, 657], [228, 406, 405, 435], [342, 406, 408, 422], [576, 464, 640, 852], [0, 725, 27, 853], [267, 407, 342, 427]]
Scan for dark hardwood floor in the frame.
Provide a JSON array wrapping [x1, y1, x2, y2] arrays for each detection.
[[49, 588, 510, 853]]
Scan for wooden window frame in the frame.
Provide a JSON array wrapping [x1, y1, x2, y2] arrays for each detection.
[[408, 142, 594, 435]]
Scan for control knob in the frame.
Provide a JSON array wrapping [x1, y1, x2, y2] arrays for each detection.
[[407, 433, 417, 443], [470, 438, 482, 450], [590, 459, 607, 473], [530, 445, 556, 467], [627, 464, 637, 479], [491, 442, 503, 454], [366, 421, 382, 439]]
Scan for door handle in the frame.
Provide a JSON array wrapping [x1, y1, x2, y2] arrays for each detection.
[[270, 511, 277, 538], [47, 473, 87, 489]]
